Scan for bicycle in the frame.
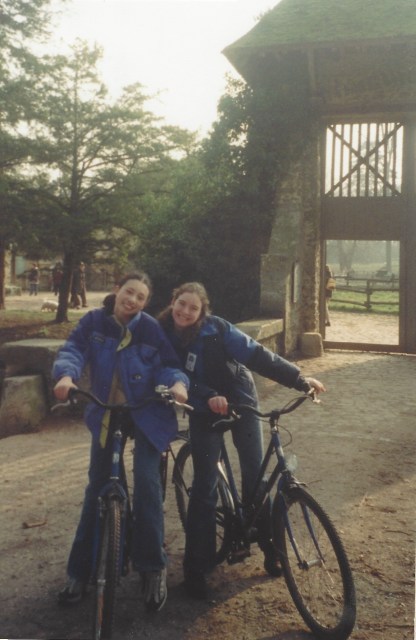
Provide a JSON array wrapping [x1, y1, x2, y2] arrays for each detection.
[[173, 392, 356, 640], [53, 385, 192, 640]]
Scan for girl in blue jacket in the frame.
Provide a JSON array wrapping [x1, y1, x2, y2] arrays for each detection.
[[158, 281, 325, 599], [53, 272, 189, 612]]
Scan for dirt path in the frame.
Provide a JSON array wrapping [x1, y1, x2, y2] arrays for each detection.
[[1, 345, 415, 640]]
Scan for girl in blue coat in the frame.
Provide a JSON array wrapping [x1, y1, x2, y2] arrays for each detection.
[[158, 282, 325, 599], [53, 272, 189, 611]]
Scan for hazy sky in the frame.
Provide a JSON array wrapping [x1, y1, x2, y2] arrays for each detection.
[[53, 0, 279, 135]]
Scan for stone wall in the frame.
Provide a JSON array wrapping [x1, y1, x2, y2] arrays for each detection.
[[260, 122, 322, 355]]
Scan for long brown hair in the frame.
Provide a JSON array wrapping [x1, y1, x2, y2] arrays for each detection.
[[158, 281, 211, 345]]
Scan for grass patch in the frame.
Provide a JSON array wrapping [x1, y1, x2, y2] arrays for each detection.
[[331, 287, 399, 314], [0, 310, 79, 346]]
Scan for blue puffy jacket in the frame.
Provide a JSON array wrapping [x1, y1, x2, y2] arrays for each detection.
[[165, 315, 309, 413], [52, 308, 189, 452]]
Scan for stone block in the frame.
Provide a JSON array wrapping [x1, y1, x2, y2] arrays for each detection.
[[0, 375, 47, 438], [0, 339, 64, 402], [237, 318, 284, 353], [300, 332, 324, 357], [236, 318, 285, 397]]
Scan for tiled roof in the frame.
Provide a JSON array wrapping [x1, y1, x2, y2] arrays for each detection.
[[224, 0, 416, 56]]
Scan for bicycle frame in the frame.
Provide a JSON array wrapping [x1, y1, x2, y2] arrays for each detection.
[[92, 413, 132, 581], [218, 419, 292, 536], [219, 413, 332, 582]]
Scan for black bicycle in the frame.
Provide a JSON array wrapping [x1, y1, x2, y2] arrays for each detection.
[[173, 392, 356, 640], [53, 385, 192, 640]]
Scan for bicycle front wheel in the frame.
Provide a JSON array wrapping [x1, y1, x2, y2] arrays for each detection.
[[173, 441, 233, 564], [274, 486, 356, 640], [93, 497, 122, 640]]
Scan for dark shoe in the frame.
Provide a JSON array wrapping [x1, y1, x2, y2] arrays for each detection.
[[183, 569, 208, 600], [142, 568, 167, 612], [263, 546, 283, 578], [58, 578, 86, 605]]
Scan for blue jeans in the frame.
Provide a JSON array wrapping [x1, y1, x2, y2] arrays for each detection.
[[67, 426, 166, 582], [184, 411, 271, 574]]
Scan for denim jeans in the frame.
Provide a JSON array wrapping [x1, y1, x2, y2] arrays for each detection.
[[184, 410, 272, 574], [67, 426, 166, 582]]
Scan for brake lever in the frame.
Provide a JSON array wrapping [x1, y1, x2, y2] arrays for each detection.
[[212, 409, 241, 429], [50, 396, 78, 412], [155, 385, 194, 412], [307, 389, 321, 404]]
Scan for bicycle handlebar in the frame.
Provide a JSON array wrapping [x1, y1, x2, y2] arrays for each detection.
[[51, 385, 194, 413], [211, 390, 319, 430]]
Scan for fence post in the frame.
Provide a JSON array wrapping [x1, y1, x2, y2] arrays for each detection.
[[365, 280, 372, 311]]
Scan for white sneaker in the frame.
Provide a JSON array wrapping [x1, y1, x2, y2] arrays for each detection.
[[142, 568, 167, 612]]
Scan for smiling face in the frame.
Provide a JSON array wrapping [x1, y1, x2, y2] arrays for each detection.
[[113, 279, 150, 324], [171, 291, 203, 331]]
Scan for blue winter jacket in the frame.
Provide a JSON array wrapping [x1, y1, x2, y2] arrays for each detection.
[[165, 315, 309, 413], [52, 308, 189, 452]]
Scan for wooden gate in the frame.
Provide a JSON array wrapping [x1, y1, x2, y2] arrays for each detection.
[[321, 119, 416, 353]]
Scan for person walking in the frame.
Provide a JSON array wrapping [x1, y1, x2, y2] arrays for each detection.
[[70, 261, 87, 308], [325, 265, 336, 326], [28, 263, 39, 295], [158, 282, 325, 599], [53, 272, 189, 612], [51, 262, 63, 296]]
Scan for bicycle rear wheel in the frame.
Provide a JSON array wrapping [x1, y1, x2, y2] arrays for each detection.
[[274, 486, 356, 640], [173, 441, 233, 564], [93, 497, 122, 640]]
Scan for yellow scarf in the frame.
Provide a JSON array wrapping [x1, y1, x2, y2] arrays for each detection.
[[99, 326, 132, 448]]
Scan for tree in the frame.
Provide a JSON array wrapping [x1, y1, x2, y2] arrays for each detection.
[[0, 0, 58, 308], [24, 41, 195, 321], [137, 75, 312, 320]]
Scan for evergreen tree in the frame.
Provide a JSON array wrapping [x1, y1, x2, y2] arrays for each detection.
[[21, 41, 194, 321], [0, 0, 57, 308]]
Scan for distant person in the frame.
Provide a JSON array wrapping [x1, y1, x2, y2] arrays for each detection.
[[51, 262, 63, 296], [28, 263, 39, 296], [325, 265, 336, 326], [70, 262, 87, 309]]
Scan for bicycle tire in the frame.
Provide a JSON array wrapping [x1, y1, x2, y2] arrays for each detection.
[[93, 497, 122, 640], [273, 486, 356, 640], [172, 441, 233, 564]]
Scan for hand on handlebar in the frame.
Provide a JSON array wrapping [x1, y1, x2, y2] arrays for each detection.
[[208, 395, 229, 415], [167, 381, 188, 404], [53, 376, 78, 401], [305, 377, 326, 395]]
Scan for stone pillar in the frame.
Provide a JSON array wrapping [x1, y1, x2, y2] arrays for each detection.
[[259, 122, 322, 355]]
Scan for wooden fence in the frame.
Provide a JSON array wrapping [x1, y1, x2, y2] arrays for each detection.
[[331, 274, 399, 311]]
